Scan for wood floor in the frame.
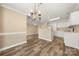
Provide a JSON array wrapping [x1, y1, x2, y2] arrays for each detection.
[[0, 37, 79, 56]]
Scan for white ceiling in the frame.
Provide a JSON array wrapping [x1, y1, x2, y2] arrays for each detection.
[[1, 3, 79, 24]]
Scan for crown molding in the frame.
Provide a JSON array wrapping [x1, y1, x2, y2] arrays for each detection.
[[1, 4, 26, 15]]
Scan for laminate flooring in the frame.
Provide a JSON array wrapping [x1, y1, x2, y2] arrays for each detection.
[[0, 37, 79, 56]]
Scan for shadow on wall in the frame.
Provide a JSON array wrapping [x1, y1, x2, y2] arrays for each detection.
[[0, 6, 4, 49]]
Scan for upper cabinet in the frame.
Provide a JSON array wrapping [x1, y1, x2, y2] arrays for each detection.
[[69, 11, 79, 25]]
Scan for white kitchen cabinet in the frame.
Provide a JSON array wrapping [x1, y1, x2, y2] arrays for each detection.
[[69, 11, 79, 25], [64, 32, 79, 49]]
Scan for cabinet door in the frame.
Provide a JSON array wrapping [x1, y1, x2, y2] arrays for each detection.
[[69, 11, 79, 25], [64, 33, 79, 49]]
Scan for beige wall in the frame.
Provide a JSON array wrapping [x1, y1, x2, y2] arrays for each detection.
[[38, 23, 53, 41], [0, 6, 27, 49], [0, 5, 38, 50], [27, 24, 38, 35], [0, 6, 3, 33], [1, 6, 26, 33]]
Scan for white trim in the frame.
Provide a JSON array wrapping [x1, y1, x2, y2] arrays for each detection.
[[1, 4, 26, 15], [0, 32, 26, 35], [39, 38, 52, 42], [0, 32, 38, 36], [0, 41, 26, 52], [27, 33, 38, 36], [49, 17, 60, 22]]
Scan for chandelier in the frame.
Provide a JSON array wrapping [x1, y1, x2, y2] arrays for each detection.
[[27, 3, 42, 25]]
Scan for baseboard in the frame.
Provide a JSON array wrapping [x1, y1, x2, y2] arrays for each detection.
[[0, 41, 26, 52], [38, 38, 52, 42]]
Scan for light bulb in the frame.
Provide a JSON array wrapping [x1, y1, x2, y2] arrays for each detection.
[[30, 9, 33, 13], [38, 11, 41, 14]]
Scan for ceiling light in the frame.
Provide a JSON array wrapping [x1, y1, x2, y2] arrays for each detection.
[[27, 3, 42, 25]]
